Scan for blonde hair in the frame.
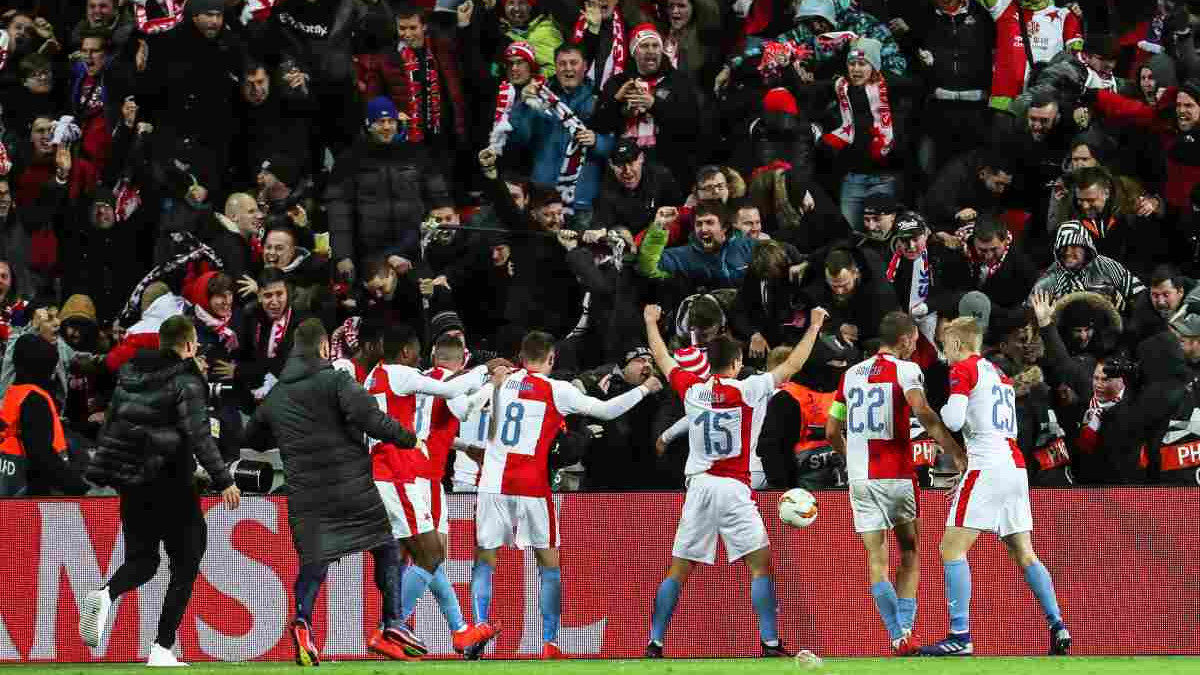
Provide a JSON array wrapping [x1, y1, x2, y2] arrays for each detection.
[[944, 317, 983, 353]]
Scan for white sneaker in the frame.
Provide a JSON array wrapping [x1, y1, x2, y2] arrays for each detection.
[[147, 643, 188, 667], [794, 649, 824, 669], [80, 588, 113, 648]]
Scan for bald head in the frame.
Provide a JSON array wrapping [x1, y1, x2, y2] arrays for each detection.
[[224, 192, 263, 238]]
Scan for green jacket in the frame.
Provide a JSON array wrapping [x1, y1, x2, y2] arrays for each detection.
[[505, 15, 564, 76]]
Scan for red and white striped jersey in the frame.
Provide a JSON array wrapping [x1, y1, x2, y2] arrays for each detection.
[[479, 369, 648, 497], [670, 368, 776, 485], [365, 362, 485, 483], [948, 355, 1025, 469], [988, 0, 1082, 103], [419, 365, 488, 481], [835, 353, 923, 481]]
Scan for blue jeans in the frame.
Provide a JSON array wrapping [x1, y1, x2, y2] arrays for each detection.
[[839, 173, 898, 233]]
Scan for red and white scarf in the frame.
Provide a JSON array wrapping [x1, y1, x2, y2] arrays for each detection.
[[1077, 389, 1123, 454], [489, 73, 546, 153], [132, 0, 185, 34], [0, 32, 9, 73], [260, 308, 292, 359], [821, 75, 894, 163], [493, 79, 591, 210], [0, 139, 10, 176], [624, 75, 664, 148], [886, 248, 930, 312], [399, 44, 442, 143], [240, 0, 277, 24], [964, 228, 1010, 284], [195, 304, 239, 353], [113, 176, 141, 222], [572, 9, 625, 89]]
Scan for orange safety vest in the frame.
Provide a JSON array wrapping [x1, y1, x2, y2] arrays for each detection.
[[0, 384, 68, 496], [779, 382, 836, 454]]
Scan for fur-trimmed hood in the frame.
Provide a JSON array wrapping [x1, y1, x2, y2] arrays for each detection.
[[1052, 290, 1122, 355]]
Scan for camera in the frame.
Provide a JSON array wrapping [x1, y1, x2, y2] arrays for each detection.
[[1102, 356, 1137, 384]]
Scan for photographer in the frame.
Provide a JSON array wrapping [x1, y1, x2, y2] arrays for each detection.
[[82, 316, 238, 667]]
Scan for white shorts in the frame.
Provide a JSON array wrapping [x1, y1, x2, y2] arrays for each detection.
[[475, 492, 560, 550], [672, 473, 769, 565], [410, 477, 450, 535], [947, 467, 1033, 537], [375, 480, 436, 539], [452, 481, 478, 493], [849, 478, 918, 534]]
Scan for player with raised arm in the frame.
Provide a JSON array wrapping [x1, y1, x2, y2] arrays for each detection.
[[364, 324, 498, 659], [470, 331, 663, 660], [826, 312, 965, 656], [920, 317, 1071, 657], [642, 303, 828, 659]]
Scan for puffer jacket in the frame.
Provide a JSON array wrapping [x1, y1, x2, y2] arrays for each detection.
[[638, 227, 758, 289], [87, 350, 233, 491], [243, 355, 417, 565], [324, 140, 451, 264]]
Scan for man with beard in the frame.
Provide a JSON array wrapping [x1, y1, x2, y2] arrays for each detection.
[[1033, 221, 1145, 313], [1170, 313, 1200, 378], [883, 212, 971, 356], [857, 196, 899, 262], [137, 0, 246, 195], [507, 43, 610, 217], [1127, 266, 1200, 346], [638, 200, 757, 290], [922, 149, 1017, 234], [593, 23, 703, 188], [592, 139, 681, 235], [361, 254, 426, 337], [61, 187, 144, 326], [575, 346, 665, 489], [1056, 166, 1164, 276], [799, 247, 899, 347], [951, 216, 1040, 313]]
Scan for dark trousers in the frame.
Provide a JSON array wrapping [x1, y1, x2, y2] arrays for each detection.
[[294, 539, 403, 630], [107, 484, 206, 648]]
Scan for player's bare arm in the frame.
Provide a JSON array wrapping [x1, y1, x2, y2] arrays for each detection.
[[643, 304, 679, 375], [769, 307, 829, 386]]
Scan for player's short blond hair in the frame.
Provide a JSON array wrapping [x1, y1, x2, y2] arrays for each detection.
[[766, 346, 791, 371], [944, 317, 983, 352]]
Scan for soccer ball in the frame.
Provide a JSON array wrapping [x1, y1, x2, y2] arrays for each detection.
[[778, 488, 818, 528]]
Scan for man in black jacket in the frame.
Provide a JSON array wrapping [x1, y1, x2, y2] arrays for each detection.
[[81, 316, 240, 667], [592, 140, 682, 235], [242, 318, 425, 664]]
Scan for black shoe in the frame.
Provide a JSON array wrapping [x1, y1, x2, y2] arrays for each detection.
[[644, 641, 663, 659], [1049, 624, 1071, 656], [761, 641, 794, 657], [463, 639, 486, 661]]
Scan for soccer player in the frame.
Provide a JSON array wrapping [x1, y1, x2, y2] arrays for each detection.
[[642, 303, 827, 659], [365, 325, 498, 659], [826, 312, 964, 655], [920, 317, 1071, 656], [470, 331, 662, 660]]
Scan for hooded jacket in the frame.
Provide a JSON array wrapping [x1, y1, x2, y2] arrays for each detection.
[[88, 349, 232, 491], [105, 293, 186, 373], [243, 354, 416, 565], [1033, 221, 1144, 312], [5, 334, 88, 496]]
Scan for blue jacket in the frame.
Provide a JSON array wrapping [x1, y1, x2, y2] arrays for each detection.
[[647, 230, 757, 288], [507, 80, 614, 211]]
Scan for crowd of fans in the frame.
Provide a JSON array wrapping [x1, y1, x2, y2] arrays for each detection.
[[3, 0, 1200, 497]]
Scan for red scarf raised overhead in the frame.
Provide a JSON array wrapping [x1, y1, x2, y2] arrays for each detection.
[[399, 44, 442, 143], [572, 9, 625, 89], [820, 75, 894, 164]]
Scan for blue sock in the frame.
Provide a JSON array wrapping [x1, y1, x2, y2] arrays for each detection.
[[750, 576, 780, 646], [400, 565, 435, 623], [538, 567, 562, 643], [870, 581, 903, 641], [649, 577, 681, 644], [896, 597, 917, 633], [944, 558, 971, 635], [472, 562, 494, 624], [429, 564, 467, 632], [1022, 561, 1063, 628]]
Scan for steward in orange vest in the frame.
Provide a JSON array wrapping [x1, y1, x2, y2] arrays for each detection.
[[0, 334, 86, 496]]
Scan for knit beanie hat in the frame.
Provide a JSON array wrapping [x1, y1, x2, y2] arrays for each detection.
[[503, 41, 538, 71], [259, 155, 302, 189], [187, 0, 225, 16], [847, 37, 882, 72], [366, 96, 400, 126], [673, 345, 710, 379], [430, 310, 465, 341], [762, 87, 799, 115], [59, 294, 97, 325], [629, 23, 663, 53]]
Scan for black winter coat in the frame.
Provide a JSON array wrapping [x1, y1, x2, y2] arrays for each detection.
[[593, 63, 705, 187], [325, 140, 451, 265], [243, 355, 416, 565], [592, 162, 682, 235], [88, 350, 233, 491]]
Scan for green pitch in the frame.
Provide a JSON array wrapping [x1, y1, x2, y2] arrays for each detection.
[[6, 658, 1200, 675]]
